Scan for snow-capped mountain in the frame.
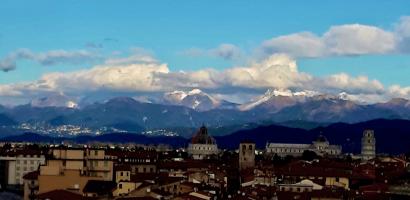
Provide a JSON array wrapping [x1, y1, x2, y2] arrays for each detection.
[[239, 89, 320, 111], [163, 89, 236, 111], [30, 93, 78, 108]]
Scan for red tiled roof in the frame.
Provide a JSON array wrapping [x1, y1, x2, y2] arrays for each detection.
[[0, 149, 44, 157], [114, 164, 131, 171], [131, 173, 157, 182], [273, 161, 352, 178], [105, 150, 157, 159], [158, 160, 209, 170], [38, 189, 83, 200]]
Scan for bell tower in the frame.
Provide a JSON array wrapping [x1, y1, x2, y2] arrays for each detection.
[[361, 129, 376, 161], [239, 140, 255, 170]]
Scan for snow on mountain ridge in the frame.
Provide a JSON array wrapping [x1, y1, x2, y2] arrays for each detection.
[[239, 89, 321, 111]]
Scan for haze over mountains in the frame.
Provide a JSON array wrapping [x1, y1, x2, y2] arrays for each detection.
[[1, 88, 410, 139]]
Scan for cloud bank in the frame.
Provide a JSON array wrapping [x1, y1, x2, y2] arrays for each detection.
[[1, 16, 410, 105], [0, 51, 404, 105], [0, 49, 98, 72], [260, 18, 410, 58]]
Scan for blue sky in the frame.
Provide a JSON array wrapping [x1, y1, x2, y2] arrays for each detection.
[[1, 1, 410, 104]]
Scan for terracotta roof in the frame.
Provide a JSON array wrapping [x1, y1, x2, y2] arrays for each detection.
[[106, 150, 157, 159], [83, 180, 116, 194], [131, 173, 158, 182], [274, 161, 352, 178], [38, 189, 83, 200], [276, 191, 310, 200], [151, 188, 172, 196], [158, 160, 209, 170], [114, 164, 132, 171], [0, 149, 44, 157], [116, 198, 156, 200]]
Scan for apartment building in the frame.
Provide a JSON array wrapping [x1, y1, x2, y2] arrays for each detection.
[[0, 149, 45, 188], [37, 148, 113, 194]]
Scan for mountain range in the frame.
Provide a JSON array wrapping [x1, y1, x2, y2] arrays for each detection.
[[2, 119, 410, 155], [1, 88, 410, 137]]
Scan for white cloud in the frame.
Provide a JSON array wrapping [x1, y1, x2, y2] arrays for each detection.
[[262, 32, 325, 58], [321, 73, 384, 94], [261, 24, 397, 58], [0, 85, 23, 96], [2, 16, 410, 104], [0, 49, 98, 72], [389, 85, 410, 98], [223, 54, 312, 89], [1, 52, 391, 104]]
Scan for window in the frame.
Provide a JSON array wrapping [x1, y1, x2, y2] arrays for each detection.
[[121, 172, 123, 176], [242, 145, 246, 150], [249, 145, 252, 150], [119, 184, 122, 189], [30, 160, 34, 164], [94, 150, 98, 156]]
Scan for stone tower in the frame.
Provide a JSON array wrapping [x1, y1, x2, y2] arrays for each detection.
[[239, 141, 255, 170], [361, 129, 376, 161]]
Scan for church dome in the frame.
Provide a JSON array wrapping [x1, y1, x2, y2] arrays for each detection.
[[191, 125, 216, 144], [315, 135, 328, 143]]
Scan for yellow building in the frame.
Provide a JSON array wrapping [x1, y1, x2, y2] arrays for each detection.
[[325, 177, 349, 189], [113, 165, 137, 196], [36, 148, 114, 195]]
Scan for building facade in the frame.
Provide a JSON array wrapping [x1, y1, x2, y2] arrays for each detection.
[[37, 148, 113, 194], [361, 130, 376, 161], [187, 126, 219, 160], [0, 150, 45, 188], [265, 135, 342, 157]]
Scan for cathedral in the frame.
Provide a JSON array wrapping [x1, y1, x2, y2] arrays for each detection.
[[265, 135, 342, 157], [187, 125, 219, 160]]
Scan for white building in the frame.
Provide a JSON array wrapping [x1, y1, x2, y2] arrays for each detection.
[[0, 149, 45, 188], [265, 135, 342, 157], [187, 126, 219, 160]]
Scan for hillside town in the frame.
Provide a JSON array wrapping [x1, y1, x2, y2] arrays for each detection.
[[0, 126, 410, 200]]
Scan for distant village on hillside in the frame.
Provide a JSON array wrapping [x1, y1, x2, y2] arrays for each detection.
[[1, 125, 410, 200]]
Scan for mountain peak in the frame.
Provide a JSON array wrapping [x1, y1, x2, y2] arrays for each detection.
[[30, 93, 78, 109], [188, 88, 204, 95], [240, 88, 320, 111]]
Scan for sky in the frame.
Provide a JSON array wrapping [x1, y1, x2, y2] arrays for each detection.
[[1, 1, 410, 105]]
